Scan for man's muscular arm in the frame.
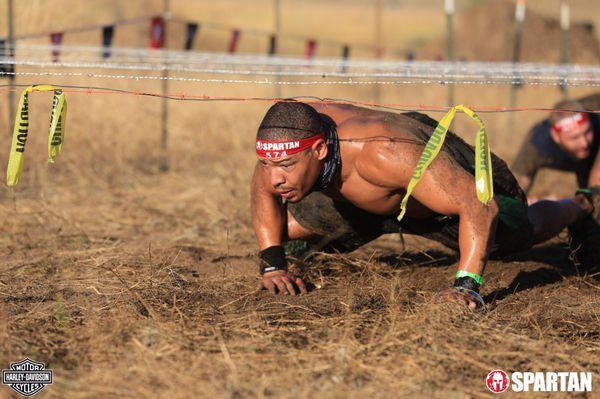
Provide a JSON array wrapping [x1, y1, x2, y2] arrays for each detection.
[[251, 163, 286, 249], [361, 142, 499, 304], [251, 163, 307, 295]]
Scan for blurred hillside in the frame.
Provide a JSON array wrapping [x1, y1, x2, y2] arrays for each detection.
[[419, 1, 600, 63], [0, 0, 598, 61]]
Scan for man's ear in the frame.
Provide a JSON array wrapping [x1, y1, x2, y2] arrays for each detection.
[[550, 127, 561, 145], [312, 139, 328, 161]]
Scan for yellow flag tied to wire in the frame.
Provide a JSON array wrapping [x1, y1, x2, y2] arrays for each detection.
[[6, 85, 67, 186], [397, 105, 494, 222]]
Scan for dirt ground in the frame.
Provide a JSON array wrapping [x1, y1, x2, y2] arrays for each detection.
[[1, 181, 598, 399], [1, 1, 600, 398], [0, 95, 598, 398]]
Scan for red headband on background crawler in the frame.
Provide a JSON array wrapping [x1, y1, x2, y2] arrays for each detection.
[[552, 112, 589, 133], [256, 133, 325, 159]]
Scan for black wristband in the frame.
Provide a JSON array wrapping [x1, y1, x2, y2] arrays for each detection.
[[453, 276, 480, 293], [259, 245, 288, 274]]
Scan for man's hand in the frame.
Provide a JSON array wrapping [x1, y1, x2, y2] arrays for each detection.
[[260, 270, 307, 296], [439, 288, 485, 309]]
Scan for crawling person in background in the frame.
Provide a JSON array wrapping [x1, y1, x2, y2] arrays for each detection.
[[511, 93, 600, 201], [251, 101, 600, 309]]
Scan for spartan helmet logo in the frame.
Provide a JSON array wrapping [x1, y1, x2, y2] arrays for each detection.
[[486, 369, 509, 393], [492, 372, 504, 389]]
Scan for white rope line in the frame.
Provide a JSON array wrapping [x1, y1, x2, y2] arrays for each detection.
[[3, 70, 600, 87]]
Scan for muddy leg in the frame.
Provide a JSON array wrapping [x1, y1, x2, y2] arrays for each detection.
[[527, 195, 591, 244]]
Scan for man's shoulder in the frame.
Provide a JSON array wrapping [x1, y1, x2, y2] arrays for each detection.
[[337, 112, 426, 140], [352, 134, 427, 188], [526, 119, 556, 153], [336, 114, 386, 140]]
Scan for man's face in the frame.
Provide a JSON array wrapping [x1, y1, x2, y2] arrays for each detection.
[[552, 119, 594, 160], [258, 143, 326, 203]]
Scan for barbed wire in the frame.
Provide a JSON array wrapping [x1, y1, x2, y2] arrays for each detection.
[[3, 69, 599, 87], [1, 84, 598, 115], [5, 43, 599, 69], [4, 58, 599, 83], [2, 45, 599, 86]]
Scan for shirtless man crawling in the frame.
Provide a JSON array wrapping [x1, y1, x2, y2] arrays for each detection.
[[251, 101, 600, 308]]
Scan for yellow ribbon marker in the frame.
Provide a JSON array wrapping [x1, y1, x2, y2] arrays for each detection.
[[6, 85, 67, 186], [397, 105, 494, 222]]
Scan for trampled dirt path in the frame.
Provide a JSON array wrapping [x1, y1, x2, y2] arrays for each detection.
[[1, 179, 598, 398]]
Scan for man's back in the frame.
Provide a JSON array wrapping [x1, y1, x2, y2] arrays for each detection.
[[311, 103, 525, 213]]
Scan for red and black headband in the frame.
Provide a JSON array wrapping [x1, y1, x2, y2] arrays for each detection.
[[255, 133, 324, 159], [552, 112, 589, 133]]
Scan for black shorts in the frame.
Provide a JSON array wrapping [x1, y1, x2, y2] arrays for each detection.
[[288, 191, 534, 255]]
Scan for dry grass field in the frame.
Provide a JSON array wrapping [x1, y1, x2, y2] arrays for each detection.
[[1, 1, 599, 398]]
